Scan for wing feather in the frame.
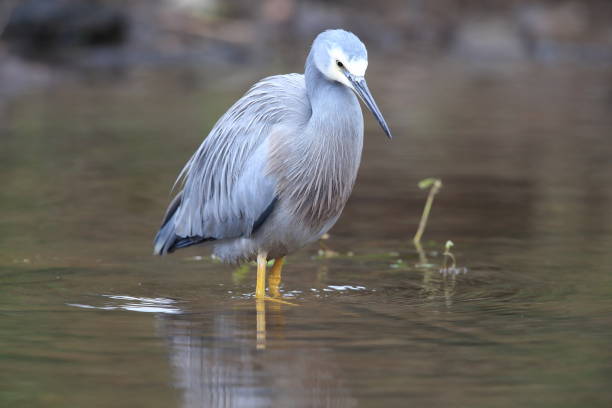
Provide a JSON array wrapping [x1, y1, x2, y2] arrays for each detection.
[[171, 73, 309, 240]]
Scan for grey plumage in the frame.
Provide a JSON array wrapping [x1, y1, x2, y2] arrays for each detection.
[[154, 29, 392, 264]]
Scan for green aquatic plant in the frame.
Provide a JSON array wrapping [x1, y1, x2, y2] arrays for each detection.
[[412, 178, 442, 267], [440, 240, 467, 275], [232, 263, 251, 284], [442, 240, 456, 268], [317, 233, 340, 258], [413, 178, 442, 247]]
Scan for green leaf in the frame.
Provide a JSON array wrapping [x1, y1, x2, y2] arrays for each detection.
[[418, 178, 441, 190], [232, 264, 250, 284], [444, 240, 454, 251]]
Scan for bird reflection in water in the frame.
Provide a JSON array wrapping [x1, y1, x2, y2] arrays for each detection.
[[256, 300, 267, 350], [156, 298, 356, 408]]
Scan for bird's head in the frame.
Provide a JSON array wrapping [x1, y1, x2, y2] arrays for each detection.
[[311, 29, 392, 139]]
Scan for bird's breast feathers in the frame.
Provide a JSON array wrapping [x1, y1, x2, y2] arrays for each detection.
[[267, 122, 363, 230]]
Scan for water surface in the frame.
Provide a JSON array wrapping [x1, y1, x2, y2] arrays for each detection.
[[1, 61, 612, 407]]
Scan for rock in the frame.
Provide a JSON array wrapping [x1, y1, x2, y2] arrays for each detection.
[[2, 0, 128, 58]]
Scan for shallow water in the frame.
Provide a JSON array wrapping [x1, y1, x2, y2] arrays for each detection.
[[1, 61, 612, 407]]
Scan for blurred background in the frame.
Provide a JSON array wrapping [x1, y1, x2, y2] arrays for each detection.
[[0, 0, 612, 79], [2, 0, 612, 96], [2, 2, 612, 408]]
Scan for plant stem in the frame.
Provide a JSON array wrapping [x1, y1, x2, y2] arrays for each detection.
[[413, 179, 442, 246]]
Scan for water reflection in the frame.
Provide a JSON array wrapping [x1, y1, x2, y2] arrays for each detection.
[[152, 259, 466, 408], [157, 301, 357, 408], [256, 299, 266, 350], [68, 294, 183, 314]]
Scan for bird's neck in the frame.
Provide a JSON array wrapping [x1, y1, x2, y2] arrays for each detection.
[[304, 52, 362, 139], [269, 53, 364, 228]]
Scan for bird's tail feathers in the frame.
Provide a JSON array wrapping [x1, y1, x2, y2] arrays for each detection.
[[153, 219, 177, 255], [153, 192, 213, 255], [153, 192, 183, 255]]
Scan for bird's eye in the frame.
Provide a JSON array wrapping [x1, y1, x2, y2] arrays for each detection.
[[336, 60, 344, 68]]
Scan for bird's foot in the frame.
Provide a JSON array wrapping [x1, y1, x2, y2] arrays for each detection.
[[257, 296, 298, 306]]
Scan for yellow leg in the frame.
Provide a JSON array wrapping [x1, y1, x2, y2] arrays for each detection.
[[256, 251, 268, 299], [255, 252, 296, 306], [268, 257, 285, 298]]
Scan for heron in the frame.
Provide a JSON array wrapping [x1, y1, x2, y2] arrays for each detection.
[[154, 29, 392, 302]]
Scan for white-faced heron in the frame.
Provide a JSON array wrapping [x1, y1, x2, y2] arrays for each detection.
[[154, 29, 392, 301]]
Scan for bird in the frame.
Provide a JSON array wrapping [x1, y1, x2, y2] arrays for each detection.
[[153, 29, 392, 302]]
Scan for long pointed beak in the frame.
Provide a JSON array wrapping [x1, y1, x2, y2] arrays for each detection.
[[347, 74, 393, 139]]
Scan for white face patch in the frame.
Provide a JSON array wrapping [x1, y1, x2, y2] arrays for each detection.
[[345, 58, 368, 76], [324, 47, 368, 88]]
